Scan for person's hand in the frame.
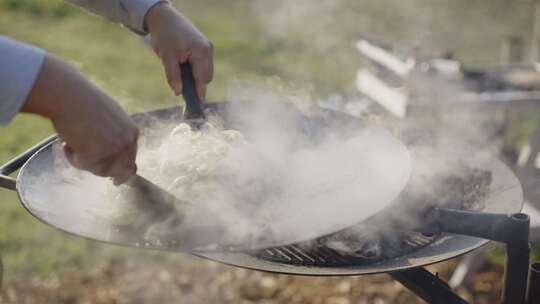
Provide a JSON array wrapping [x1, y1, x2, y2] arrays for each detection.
[[145, 2, 213, 101], [22, 54, 139, 185]]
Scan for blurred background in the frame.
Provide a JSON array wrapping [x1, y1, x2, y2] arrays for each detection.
[[1, 0, 539, 303]]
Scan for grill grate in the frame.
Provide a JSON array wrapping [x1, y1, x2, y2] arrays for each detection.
[[249, 231, 437, 267]]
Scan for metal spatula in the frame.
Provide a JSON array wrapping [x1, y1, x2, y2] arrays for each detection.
[[124, 63, 203, 211], [120, 63, 211, 245]]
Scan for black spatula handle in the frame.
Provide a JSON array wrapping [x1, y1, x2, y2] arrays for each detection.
[[180, 63, 205, 119]]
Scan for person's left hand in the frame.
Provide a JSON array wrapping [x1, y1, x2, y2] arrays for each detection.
[[145, 2, 213, 101]]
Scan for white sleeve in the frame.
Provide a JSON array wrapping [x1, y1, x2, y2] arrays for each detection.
[[67, 0, 169, 35], [0, 36, 45, 126]]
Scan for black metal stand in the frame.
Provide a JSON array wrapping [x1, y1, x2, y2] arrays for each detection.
[[528, 262, 540, 304], [391, 209, 531, 304], [391, 268, 468, 303]]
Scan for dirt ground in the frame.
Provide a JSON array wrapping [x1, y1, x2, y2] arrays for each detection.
[[0, 254, 504, 304]]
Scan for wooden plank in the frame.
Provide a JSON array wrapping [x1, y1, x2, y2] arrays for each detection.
[[356, 69, 408, 117], [356, 40, 413, 77]]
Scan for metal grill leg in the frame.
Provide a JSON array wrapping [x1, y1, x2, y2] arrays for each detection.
[[502, 242, 530, 304], [431, 209, 531, 304], [528, 262, 540, 304], [391, 268, 468, 304]]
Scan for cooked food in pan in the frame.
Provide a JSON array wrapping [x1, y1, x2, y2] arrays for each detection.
[[105, 121, 251, 237]]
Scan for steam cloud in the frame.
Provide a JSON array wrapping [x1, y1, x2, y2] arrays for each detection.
[[123, 82, 412, 250]]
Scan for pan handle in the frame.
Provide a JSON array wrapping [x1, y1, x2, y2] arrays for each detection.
[[0, 135, 58, 191], [180, 63, 206, 120]]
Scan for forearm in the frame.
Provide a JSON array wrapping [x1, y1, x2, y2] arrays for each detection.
[[22, 54, 114, 121], [21, 54, 139, 184]]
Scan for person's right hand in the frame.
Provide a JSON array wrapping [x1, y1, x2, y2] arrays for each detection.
[[22, 54, 139, 185], [145, 2, 213, 101]]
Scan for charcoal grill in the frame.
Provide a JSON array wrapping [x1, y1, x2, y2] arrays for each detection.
[[144, 102, 531, 303], [0, 101, 535, 303], [197, 143, 531, 303], [196, 103, 530, 304]]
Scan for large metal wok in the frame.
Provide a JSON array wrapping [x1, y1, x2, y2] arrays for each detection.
[[0, 101, 411, 252]]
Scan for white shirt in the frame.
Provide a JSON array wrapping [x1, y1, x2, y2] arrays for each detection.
[[0, 0, 167, 125]]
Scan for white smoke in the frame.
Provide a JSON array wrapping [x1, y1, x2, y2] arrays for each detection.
[[110, 80, 412, 251]]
